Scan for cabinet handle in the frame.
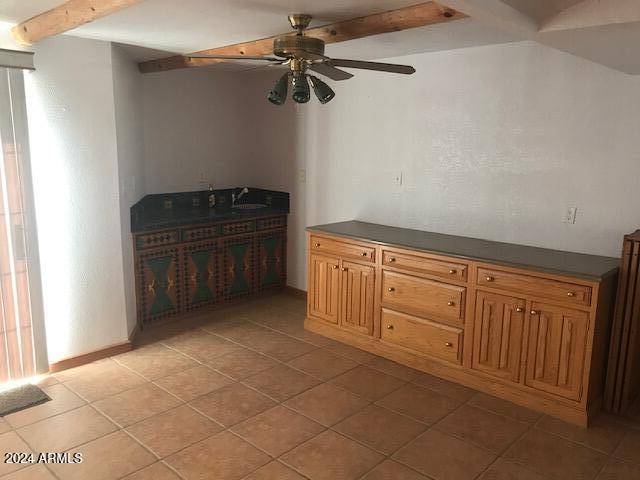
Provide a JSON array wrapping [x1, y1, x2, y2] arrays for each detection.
[[445, 342, 453, 347], [485, 276, 494, 282], [386, 324, 394, 330], [567, 292, 575, 297], [388, 287, 395, 292], [530, 310, 539, 315], [447, 301, 455, 306], [314, 242, 320, 247], [515, 307, 524, 312], [361, 252, 367, 257], [449, 269, 456, 274], [389, 257, 396, 262]]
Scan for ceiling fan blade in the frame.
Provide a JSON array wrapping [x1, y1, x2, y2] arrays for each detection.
[[329, 59, 416, 75], [309, 63, 354, 81], [186, 54, 281, 62]]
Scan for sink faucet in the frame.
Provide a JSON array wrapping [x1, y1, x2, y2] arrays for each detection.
[[232, 187, 249, 206]]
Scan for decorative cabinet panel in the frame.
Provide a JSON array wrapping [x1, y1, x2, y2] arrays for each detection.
[[222, 235, 255, 299], [183, 240, 218, 311], [340, 261, 375, 335], [525, 302, 588, 401], [308, 254, 340, 324], [137, 247, 181, 322], [472, 291, 526, 383], [134, 216, 287, 326], [257, 231, 286, 291]]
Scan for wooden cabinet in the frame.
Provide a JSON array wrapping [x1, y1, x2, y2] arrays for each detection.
[[525, 302, 588, 401], [136, 247, 181, 321], [305, 227, 618, 426], [134, 215, 287, 325], [308, 254, 340, 324], [183, 240, 217, 311], [341, 261, 375, 335], [472, 291, 526, 383]]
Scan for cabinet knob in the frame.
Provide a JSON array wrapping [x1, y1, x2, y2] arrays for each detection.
[[445, 342, 453, 347], [447, 301, 455, 306], [386, 324, 394, 330], [388, 287, 395, 292], [332, 265, 338, 269], [314, 242, 320, 247], [530, 310, 539, 315], [485, 276, 494, 282], [567, 292, 576, 297], [515, 307, 524, 313], [341, 267, 347, 271], [389, 257, 396, 262], [449, 269, 456, 274], [361, 252, 367, 257]]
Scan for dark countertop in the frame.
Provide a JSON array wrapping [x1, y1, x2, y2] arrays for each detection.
[[131, 188, 289, 233], [307, 221, 620, 281]]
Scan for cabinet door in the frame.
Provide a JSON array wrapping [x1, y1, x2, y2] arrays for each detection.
[[183, 240, 217, 311], [308, 254, 340, 324], [137, 247, 180, 323], [340, 261, 375, 335], [472, 291, 526, 383], [222, 236, 254, 299], [257, 230, 286, 290], [525, 302, 588, 400]]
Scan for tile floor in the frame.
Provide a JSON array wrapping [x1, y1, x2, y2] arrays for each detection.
[[1, 293, 640, 480]]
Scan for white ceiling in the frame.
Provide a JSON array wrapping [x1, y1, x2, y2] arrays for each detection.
[[1, 0, 639, 74]]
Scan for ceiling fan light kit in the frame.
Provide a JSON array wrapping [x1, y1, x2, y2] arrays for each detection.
[[186, 13, 416, 106]]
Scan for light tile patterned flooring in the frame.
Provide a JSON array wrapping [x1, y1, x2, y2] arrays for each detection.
[[1, 293, 640, 480]]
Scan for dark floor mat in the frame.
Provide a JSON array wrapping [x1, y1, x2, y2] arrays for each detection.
[[0, 384, 51, 416]]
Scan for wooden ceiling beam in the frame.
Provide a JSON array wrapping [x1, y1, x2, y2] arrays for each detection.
[[12, 0, 145, 45], [138, 1, 466, 74]]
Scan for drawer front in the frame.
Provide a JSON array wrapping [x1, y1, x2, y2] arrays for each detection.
[[181, 224, 221, 242], [381, 309, 462, 363], [310, 235, 375, 262], [381, 271, 465, 323], [135, 229, 179, 250], [382, 250, 467, 282], [257, 216, 287, 231], [222, 220, 256, 236], [477, 267, 591, 307]]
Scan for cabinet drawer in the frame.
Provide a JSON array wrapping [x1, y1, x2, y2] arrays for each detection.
[[382, 271, 465, 323], [381, 309, 462, 363], [382, 250, 467, 281], [310, 235, 375, 262], [477, 267, 591, 307]]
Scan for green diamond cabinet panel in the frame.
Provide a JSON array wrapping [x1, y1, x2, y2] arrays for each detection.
[[183, 240, 218, 311], [257, 229, 286, 291], [136, 247, 181, 323], [222, 235, 255, 299]]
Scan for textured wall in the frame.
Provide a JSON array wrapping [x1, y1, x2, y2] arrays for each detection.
[[25, 36, 129, 362], [112, 45, 146, 336], [246, 41, 640, 289]]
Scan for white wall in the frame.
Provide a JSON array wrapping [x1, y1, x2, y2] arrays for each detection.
[[142, 69, 258, 193], [112, 45, 146, 335], [247, 41, 640, 289], [25, 36, 130, 362]]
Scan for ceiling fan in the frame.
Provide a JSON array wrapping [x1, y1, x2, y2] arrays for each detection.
[[186, 14, 416, 105]]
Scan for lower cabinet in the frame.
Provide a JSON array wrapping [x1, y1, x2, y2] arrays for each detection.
[[525, 302, 588, 401], [183, 240, 218, 311], [257, 230, 286, 291], [309, 254, 340, 324], [341, 261, 375, 335], [222, 235, 255, 299], [308, 254, 375, 335], [137, 247, 181, 321], [472, 291, 526, 383]]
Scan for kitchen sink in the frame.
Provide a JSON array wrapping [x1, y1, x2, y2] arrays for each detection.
[[232, 203, 268, 210]]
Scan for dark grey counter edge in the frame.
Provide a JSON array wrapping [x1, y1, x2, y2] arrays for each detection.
[[307, 221, 620, 282]]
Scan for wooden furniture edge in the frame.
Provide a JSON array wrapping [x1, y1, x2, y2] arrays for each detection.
[[48, 341, 132, 373], [305, 315, 589, 426]]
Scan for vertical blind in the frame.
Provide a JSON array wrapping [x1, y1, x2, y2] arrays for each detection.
[[0, 67, 46, 381]]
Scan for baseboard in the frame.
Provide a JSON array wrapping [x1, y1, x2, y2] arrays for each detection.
[[48, 341, 132, 373], [284, 285, 307, 300]]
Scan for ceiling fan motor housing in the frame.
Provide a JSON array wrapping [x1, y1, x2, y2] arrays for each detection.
[[273, 35, 325, 59]]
